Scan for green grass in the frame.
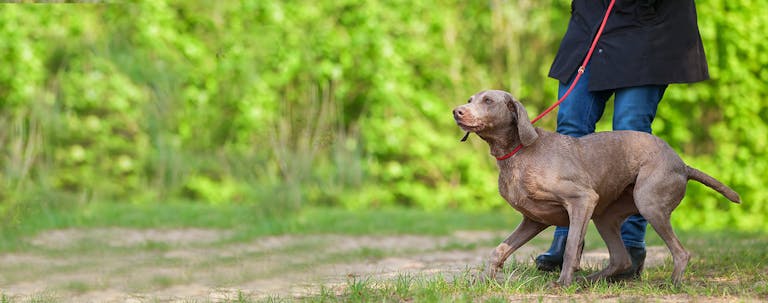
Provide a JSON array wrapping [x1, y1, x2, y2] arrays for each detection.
[[0, 202, 522, 251], [1, 203, 767, 302], [300, 262, 768, 302], [279, 215, 766, 303], [6, 201, 761, 254]]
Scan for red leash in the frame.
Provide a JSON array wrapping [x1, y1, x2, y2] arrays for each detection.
[[496, 0, 616, 161]]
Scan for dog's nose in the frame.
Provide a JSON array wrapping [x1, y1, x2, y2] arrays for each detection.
[[453, 108, 465, 118]]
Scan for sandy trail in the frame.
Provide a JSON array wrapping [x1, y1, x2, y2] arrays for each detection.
[[0, 228, 672, 302]]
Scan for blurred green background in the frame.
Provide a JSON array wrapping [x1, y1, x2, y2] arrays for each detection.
[[1, 1, 765, 231]]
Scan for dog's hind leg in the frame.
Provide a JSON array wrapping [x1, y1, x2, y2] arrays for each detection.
[[635, 168, 690, 285], [644, 211, 690, 285], [587, 191, 638, 281]]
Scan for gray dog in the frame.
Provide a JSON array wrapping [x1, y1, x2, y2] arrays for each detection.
[[453, 90, 740, 286]]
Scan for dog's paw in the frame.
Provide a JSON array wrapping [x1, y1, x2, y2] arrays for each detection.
[[555, 276, 574, 287], [471, 267, 500, 285], [547, 280, 562, 289], [575, 275, 591, 285]]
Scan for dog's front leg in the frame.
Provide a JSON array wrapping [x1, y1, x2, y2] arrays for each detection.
[[557, 192, 598, 286], [482, 216, 548, 282]]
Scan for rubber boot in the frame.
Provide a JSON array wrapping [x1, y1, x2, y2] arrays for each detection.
[[608, 246, 646, 281], [535, 233, 582, 272]]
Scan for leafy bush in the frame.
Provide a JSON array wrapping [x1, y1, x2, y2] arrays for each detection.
[[0, 1, 765, 231]]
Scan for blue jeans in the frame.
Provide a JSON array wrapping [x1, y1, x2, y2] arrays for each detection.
[[553, 66, 667, 249]]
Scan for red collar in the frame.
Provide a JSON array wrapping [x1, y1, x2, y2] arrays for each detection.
[[496, 144, 523, 161]]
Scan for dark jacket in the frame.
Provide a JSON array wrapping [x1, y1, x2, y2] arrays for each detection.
[[549, 0, 709, 91]]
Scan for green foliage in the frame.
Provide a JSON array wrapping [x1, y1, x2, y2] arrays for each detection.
[[659, 0, 768, 230], [0, 1, 765, 231]]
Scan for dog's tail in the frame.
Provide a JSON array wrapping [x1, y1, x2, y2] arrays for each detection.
[[686, 166, 741, 204]]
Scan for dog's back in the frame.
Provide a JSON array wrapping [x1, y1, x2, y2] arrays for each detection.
[[574, 130, 685, 183], [519, 129, 684, 204]]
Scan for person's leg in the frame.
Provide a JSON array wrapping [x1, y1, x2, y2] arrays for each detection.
[[612, 85, 667, 133], [536, 67, 612, 271], [610, 84, 667, 279], [556, 76, 612, 138], [613, 84, 667, 248]]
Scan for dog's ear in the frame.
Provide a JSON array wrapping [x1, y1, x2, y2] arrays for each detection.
[[505, 93, 538, 146]]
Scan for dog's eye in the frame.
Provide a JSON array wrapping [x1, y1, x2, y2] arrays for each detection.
[[467, 98, 472, 104], [484, 97, 492, 104]]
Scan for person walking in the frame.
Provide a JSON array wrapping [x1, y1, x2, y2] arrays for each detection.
[[536, 0, 709, 280]]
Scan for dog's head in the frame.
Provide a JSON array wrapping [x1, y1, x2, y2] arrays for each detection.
[[453, 90, 538, 146]]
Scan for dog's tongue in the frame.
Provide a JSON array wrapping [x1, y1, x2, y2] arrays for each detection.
[[460, 132, 470, 142]]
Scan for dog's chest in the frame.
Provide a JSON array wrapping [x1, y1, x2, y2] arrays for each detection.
[[498, 167, 569, 225], [497, 164, 547, 203], [499, 176, 521, 205]]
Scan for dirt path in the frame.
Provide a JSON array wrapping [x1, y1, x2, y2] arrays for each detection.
[[0, 228, 671, 302]]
